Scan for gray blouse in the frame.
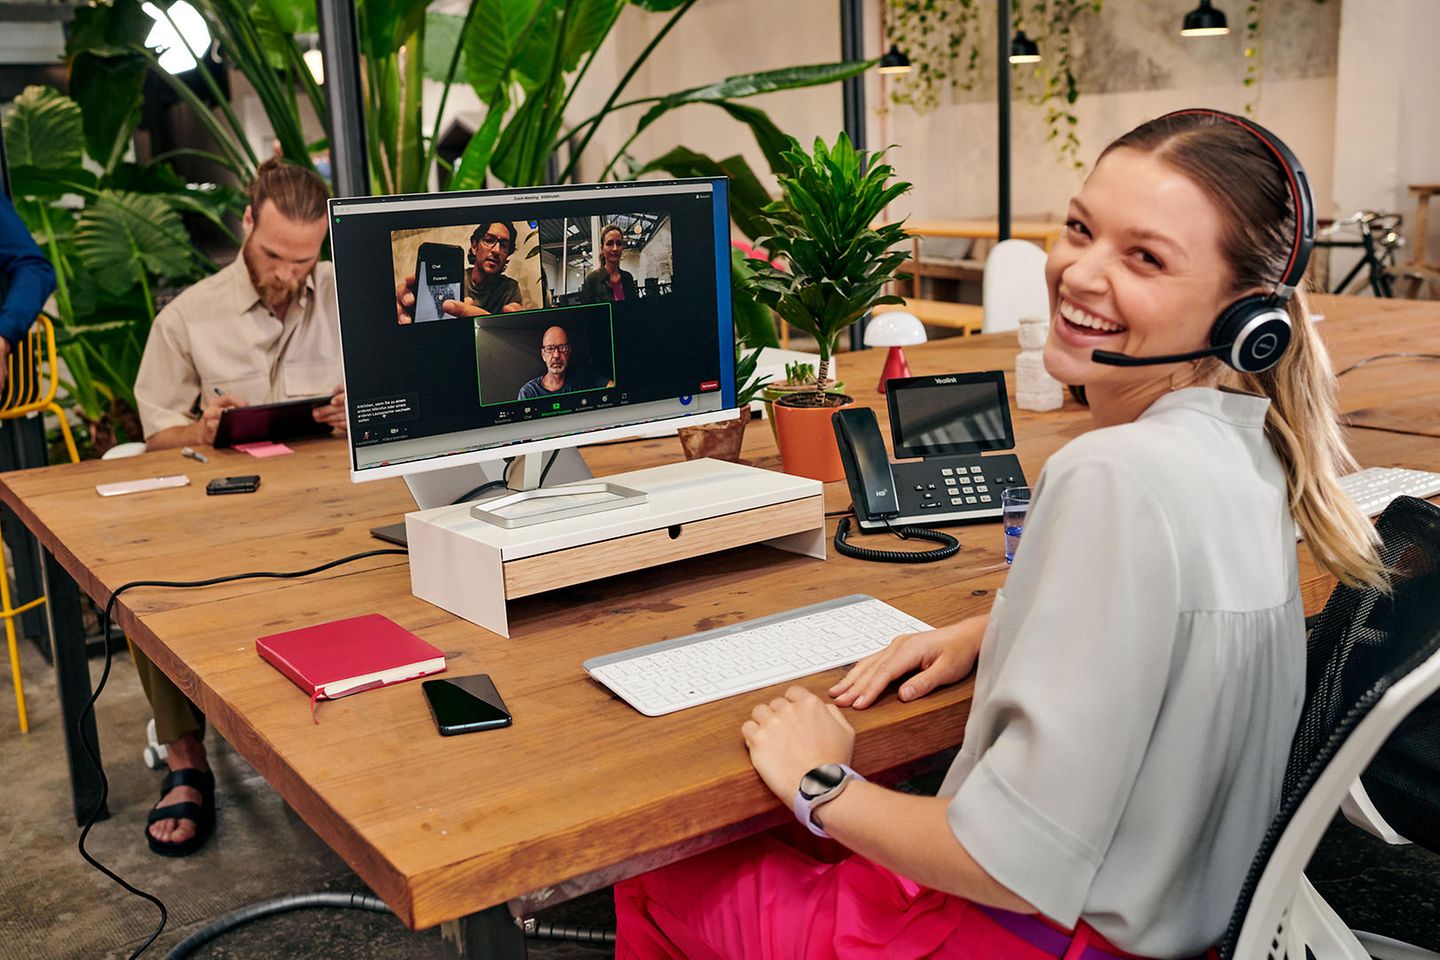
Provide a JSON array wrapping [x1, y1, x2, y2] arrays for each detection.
[[939, 387, 1304, 957]]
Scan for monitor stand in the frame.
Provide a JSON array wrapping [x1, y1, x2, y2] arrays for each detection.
[[371, 449, 596, 547], [466, 450, 648, 529], [401, 447, 593, 510]]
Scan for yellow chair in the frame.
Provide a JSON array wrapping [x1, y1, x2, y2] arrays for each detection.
[[2, 316, 79, 733]]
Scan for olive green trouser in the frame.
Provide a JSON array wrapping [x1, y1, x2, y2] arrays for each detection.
[[128, 640, 204, 744]]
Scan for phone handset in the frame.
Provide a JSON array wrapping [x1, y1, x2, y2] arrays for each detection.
[[833, 407, 900, 523]]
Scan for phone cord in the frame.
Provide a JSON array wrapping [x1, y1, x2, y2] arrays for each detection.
[[833, 517, 960, 563]]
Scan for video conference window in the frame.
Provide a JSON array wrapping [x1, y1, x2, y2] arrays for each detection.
[[538, 212, 674, 308], [475, 304, 616, 406], [391, 220, 545, 323]]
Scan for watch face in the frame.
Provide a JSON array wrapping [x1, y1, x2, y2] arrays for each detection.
[[799, 763, 846, 800]]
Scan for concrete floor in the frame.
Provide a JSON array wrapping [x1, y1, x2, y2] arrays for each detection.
[[4, 633, 1438, 959], [0, 638, 612, 960]]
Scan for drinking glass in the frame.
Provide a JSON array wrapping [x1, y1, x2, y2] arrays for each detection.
[[1001, 486, 1032, 564]]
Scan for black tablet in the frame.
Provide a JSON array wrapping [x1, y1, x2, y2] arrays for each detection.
[[213, 395, 335, 448]]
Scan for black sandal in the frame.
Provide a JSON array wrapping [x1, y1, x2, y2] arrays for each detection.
[[146, 768, 216, 858]]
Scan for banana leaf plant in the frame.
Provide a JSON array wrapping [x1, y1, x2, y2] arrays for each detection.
[[2, 85, 244, 450], [67, 0, 872, 206]]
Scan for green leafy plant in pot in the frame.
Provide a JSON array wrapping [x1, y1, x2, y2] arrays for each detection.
[[677, 343, 771, 462], [749, 133, 911, 481]]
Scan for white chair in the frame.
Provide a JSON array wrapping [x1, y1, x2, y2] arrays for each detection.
[[981, 239, 1050, 334], [1221, 496, 1440, 959]]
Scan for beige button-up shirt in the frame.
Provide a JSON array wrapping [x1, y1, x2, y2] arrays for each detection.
[[135, 257, 341, 439]]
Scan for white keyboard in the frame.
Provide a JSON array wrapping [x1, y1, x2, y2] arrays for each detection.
[[584, 595, 931, 717], [1339, 467, 1440, 517]]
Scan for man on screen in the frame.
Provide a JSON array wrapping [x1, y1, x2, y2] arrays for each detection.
[[517, 324, 612, 399], [396, 221, 524, 321]]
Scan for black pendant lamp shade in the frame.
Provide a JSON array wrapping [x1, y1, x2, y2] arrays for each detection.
[[1008, 29, 1040, 64], [1181, 0, 1230, 36], [879, 43, 912, 75]]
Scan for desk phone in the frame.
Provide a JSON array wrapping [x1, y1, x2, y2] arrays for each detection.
[[835, 371, 1027, 531]]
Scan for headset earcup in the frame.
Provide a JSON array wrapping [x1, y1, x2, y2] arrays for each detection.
[[1212, 295, 1292, 373]]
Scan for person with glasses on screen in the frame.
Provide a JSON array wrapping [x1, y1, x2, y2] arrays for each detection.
[[516, 325, 612, 399], [579, 222, 639, 304], [395, 221, 524, 322]]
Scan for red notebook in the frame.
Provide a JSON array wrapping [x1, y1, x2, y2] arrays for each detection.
[[256, 614, 446, 721]]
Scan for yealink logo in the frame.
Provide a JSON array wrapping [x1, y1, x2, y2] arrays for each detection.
[[876, 488, 888, 497], [933, 376, 958, 384]]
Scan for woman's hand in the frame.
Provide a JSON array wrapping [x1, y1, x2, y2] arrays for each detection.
[[829, 616, 987, 709], [742, 686, 855, 802]]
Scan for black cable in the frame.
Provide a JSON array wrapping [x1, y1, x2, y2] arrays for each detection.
[[1336, 353, 1440, 377], [537, 448, 560, 486], [451, 457, 516, 505], [833, 516, 960, 563], [77, 547, 408, 959]]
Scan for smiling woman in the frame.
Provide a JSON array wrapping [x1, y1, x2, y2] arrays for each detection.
[[612, 110, 1384, 960]]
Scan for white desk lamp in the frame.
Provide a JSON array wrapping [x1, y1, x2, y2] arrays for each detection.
[[864, 310, 927, 392]]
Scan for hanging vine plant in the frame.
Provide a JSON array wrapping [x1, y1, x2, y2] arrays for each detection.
[[884, 0, 1102, 170], [1243, 0, 1263, 115]]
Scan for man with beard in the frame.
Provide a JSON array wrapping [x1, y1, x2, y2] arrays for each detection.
[[516, 324, 613, 399], [129, 159, 342, 858], [137, 158, 345, 452], [395, 220, 524, 322]]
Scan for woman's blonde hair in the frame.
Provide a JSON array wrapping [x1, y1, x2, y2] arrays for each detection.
[[1101, 113, 1386, 589]]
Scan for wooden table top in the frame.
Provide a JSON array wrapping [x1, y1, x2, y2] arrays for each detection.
[[3, 294, 1436, 930]]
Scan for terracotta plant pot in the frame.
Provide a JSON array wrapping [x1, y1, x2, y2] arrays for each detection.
[[761, 380, 846, 446], [772, 392, 856, 482], [676, 415, 749, 462]]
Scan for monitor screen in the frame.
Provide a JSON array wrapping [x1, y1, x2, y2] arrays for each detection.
[[887, 372, 1015, 458], [328, 179, 735, 480]]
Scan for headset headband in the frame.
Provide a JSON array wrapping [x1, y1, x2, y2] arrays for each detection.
[[1157, 109, 1315, 300]]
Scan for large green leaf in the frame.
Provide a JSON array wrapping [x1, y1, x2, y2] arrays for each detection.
[[464, 0, 546, 101], [423, 10, 466, 82], [709, 102, 796, 176], [253, 0, 315, 34], [449, 106, 507, 191], [731, 248, 778, 349], [70, 54, 147, 172], [561, 0, 626, 72], [632, 61, 873, 141], [627, 0, 689, 9], [65, 0, 152, 59], [75, 191, 197, 295], [7, 166, 99, 200], [4, 86, 84, 171], [637, 147, 772, 241], [357, 0, 428, 59]]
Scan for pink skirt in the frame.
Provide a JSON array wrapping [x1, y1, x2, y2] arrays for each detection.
[[614, 826, 1143, 960]]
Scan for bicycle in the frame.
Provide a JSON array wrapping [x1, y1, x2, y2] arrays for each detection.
[[1314, 211, 1404, 298]]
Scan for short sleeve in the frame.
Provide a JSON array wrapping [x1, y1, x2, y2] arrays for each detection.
[[134, 306, 200, 439], [504, 277, 522, 305], [946, 456, 1182, 925]]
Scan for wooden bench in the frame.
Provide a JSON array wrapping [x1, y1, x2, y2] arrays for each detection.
[[874, 298, 984, 335]]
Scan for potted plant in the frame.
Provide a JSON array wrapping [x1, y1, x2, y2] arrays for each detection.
[[749, 133, 911, 481], [677, 344, 770, 462], [760, 360, 846, 446]]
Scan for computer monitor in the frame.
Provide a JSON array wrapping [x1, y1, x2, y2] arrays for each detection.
[[328, 179, 737, 514]]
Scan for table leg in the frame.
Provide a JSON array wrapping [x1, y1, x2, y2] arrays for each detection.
[[42, 549, 107, 825], [440, 905, 528, 959]]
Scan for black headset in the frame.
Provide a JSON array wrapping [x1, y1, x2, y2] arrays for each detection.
[[1091, 108, 1315, 375]]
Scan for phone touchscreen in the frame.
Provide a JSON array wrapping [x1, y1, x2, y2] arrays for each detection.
[[414, 244, 464, 323], [423, 675, 512, 735]]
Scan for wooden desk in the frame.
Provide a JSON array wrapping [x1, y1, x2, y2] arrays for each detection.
[[6, 295, 1438, 955]]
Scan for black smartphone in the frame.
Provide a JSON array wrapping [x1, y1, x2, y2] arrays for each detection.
[[414, 242, 465, 322], [423, 674, 512, 736], [206, 475, 261, 495]]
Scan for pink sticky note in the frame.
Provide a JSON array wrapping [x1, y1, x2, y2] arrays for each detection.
[[234, 441, 294, 458]]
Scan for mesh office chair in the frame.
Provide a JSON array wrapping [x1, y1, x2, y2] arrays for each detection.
[[1220, 496, 1440, 959], [2, 316, 80, 733]]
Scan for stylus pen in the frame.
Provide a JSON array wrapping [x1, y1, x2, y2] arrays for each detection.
[[181, 447, 208, 464]]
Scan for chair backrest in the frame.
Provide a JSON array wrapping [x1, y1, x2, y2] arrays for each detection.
[[0, 316, 60, 418], [1221, 496, 1440, 959], [982, 239, 1049, 334]]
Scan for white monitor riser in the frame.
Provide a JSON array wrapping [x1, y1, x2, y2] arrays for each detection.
[[405, 458, 827, 637]]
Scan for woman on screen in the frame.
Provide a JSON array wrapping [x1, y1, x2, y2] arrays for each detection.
[[614, 111, 1387, 959], [579, 222, 638, 304]]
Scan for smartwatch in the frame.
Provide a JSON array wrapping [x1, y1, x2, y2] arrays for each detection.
[[793, 763, 864, 838]]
